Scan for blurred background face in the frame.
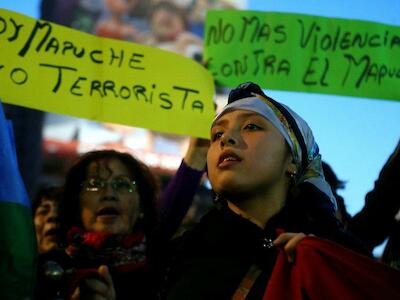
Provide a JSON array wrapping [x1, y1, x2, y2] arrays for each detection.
[[79, 158, 141, 235], [106, 0, 137, 15], [151, 8, 185, 40], [207, 110, 293, 200], [34, 198, 60, 254]]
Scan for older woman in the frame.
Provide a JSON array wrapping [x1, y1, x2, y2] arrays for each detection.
[[36, 135, 209, 299], [57, 150, 157, 299], [162, 82, 399, 299], [33, 186, 63, 254]]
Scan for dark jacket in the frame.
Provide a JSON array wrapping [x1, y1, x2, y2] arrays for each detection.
[[164, 205, 278, 300], [163, 193, 370, 300]]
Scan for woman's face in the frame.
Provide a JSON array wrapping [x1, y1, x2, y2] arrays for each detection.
[[151, 9, 185, 40], [207, 110, 294, 200], [34, 198, 59, 254], [79, 158, 141, 235]]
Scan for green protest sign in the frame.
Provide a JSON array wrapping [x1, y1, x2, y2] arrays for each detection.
[[204, 10, 400, 101]]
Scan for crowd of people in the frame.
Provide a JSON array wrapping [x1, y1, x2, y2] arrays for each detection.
[[6, 82, 393, 299], [1, 1, 398, 299]]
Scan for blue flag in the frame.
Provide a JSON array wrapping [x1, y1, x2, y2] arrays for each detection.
[[0, 101, 37, 299]]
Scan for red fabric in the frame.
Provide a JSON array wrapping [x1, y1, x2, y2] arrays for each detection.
[[66, 226, 145, 254], [263, 236, 400, 300]]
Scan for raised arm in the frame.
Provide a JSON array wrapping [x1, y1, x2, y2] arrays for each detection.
[[349, 140, 400, 250], [157, 137, 209, 240]]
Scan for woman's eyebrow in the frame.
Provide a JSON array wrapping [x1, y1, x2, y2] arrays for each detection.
[[213, 112, 263, 128], [212, 117, 229, 128]]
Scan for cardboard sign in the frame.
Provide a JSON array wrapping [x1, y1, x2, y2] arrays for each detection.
[[0, 9, 215, 138], [205, 10, 400, 101]]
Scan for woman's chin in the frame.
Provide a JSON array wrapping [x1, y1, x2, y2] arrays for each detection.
[[94, 222, 124, 235]]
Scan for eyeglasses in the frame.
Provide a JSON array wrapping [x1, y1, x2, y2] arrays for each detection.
[[81, 177, 137, 194]]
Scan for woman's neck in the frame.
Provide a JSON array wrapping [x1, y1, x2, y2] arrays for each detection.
[[227, 186, 287, 229]]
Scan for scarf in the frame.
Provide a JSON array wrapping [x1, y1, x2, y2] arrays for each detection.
[[66, 226, 146, 268], [213, 82, 337, 211]]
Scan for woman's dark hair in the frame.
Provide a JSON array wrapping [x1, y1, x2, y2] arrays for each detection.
[[32, 186, 63, 214], [322, 161, 346, 191], [59, 150, 159, 242], [274, 182, 340, 234], [268, 183, 369, 255]]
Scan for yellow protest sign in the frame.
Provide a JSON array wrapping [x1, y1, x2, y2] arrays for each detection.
[[0, 9, 215, 138]]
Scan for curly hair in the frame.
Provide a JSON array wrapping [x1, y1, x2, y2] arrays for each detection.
[[59, 150, 159, 242]]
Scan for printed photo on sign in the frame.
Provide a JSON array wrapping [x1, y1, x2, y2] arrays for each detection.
[[36, 0, 242, 174]]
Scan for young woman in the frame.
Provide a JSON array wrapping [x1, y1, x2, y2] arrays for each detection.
[[163, 82, 399, 299]]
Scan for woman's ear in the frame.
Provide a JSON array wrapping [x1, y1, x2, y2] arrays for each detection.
[[286, 162, 298, 178]]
